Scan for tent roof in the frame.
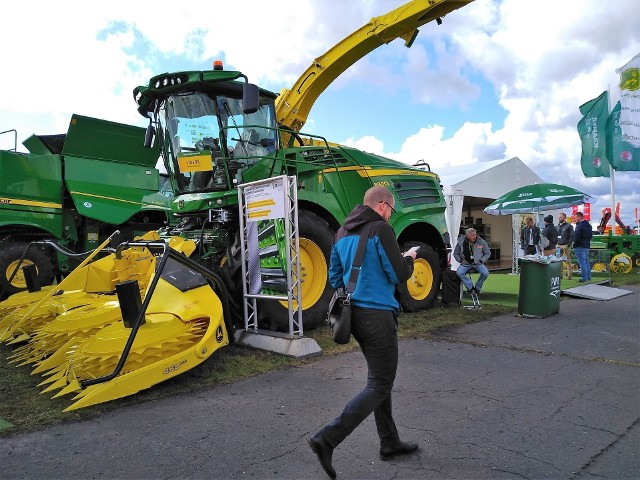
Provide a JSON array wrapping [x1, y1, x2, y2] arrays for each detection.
[[439, 157, 545, 200]]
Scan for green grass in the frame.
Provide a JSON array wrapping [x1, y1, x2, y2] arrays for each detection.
[[1, 270, 637, 437], [461, 267, 639, 309]]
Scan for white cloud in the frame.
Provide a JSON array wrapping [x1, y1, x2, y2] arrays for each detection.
[[342, 135, 385, 155], [1, 0, 639, 225]]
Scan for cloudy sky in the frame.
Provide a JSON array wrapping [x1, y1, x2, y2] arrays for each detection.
[[1, 0, 639, 226]]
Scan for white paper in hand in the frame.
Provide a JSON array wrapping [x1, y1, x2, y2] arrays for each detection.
[[404, 246, 420, 256]]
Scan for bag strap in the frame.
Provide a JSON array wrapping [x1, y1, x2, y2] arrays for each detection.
[[345, 222, 374, 296]]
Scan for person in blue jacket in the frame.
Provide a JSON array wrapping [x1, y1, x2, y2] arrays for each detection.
[[573, 211, 593, 282], [308, 186, 418, 479]]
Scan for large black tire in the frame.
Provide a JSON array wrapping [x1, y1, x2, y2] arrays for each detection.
[[261, 210, 335, 331], [0, 242, 55, 300], [396, 242, 441, 312]]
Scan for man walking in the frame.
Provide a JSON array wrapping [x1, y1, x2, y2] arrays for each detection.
[[453, 227, 491, 294], [520, 217, 541, 255], [308, 186, 418, 479], [573, 211, 593, 282], [557, 213, 574, 279]]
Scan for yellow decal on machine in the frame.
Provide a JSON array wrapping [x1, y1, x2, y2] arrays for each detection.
[[361, 169, 437, 178], [0, 197, 62, 209], [319, 166, 436, 178], [178, 153, 213, 172], [320, 165, 371, 174], [70, 192, 141, 206]]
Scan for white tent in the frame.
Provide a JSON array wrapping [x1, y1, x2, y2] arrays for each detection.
[[439, 157, 556, 271]]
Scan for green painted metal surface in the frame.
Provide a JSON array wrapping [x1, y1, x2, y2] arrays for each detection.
[[63, 114, 161, 167], [0, 144, 63, 237]]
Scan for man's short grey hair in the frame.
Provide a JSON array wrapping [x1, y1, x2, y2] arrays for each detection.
[[363, 185, 393, 208], [465, 228, 477, 236]]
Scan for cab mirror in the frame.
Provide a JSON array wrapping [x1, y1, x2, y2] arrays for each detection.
[[243, 83, 259, 114], [144, 122, 156, 148]]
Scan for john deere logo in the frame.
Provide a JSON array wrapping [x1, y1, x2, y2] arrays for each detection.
[[619, 67, 640, 91], [592, 157, 602, 168], [215, 325, 224, 343], [620, 150, 633, 163]]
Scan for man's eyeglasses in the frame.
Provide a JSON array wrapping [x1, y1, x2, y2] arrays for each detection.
[[380, 201, 396, 216]]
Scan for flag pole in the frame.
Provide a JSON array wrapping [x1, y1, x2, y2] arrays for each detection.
[[607, 85, 615, 235]]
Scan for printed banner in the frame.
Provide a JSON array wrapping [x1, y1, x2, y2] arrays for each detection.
[[617, 52, 640, 148], [577, 91, 611, 177], [606, 101, 640, 171]]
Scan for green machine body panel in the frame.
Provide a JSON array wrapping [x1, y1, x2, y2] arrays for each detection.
[[0, 141, 63, 238]]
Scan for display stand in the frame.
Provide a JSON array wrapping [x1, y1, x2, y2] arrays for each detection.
[[235, 175, 320, 358]]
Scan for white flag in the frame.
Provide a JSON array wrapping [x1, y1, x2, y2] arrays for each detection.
[[616, 53, 640, 148]]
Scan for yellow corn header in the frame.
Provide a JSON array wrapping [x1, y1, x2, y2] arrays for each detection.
[[0, 232, 232, 411]]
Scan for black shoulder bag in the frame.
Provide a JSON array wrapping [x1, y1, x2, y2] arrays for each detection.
[[327, 223, 373, 344]]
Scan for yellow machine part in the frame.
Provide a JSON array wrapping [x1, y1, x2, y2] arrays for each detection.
[[35, 277, 228, 411], [0, 231, 191, 344], [406, 257, 434, 301], [0, 225, 226, 412], [275, 0, 475, 132], [0, 287, 54, 319], [8, 298, 122, 369], [610, 253, 633, 274], [0, 248, 156, 344]]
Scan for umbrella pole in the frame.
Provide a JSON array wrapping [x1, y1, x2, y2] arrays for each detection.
[[512, 214, 520, 274]]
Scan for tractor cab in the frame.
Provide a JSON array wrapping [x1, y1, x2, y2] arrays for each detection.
[[135, 64, 279, 200]]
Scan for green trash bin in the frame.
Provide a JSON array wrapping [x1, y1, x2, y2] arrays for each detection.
[[518, 259, 562, 317]]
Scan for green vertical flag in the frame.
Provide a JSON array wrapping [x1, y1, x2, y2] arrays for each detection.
[[577, 91, 610, 177], [606, 101, 640, 171]]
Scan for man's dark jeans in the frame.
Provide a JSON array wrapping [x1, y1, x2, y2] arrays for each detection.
[[319, 306, 400, 448]]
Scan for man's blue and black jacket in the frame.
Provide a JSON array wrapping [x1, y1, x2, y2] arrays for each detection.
[[329, 204, 414, 312]]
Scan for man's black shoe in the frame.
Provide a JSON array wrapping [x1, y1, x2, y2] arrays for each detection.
[[379, 440, 419, 461], [308, 434, 336, 479]]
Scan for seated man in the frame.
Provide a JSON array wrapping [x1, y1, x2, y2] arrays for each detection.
[[453, 227, 491, 294]]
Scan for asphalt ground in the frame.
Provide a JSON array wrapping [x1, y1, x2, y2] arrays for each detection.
[[1, 285, 638, 480]]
